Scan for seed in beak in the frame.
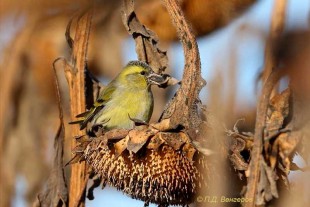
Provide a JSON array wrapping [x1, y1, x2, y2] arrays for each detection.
[[147, 73, 166, 85]]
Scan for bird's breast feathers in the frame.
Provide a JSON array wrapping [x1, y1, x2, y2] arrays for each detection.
[[92, 87, 153, 129]]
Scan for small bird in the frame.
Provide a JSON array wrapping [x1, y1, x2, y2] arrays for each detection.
[[70, 60, 165, 133]]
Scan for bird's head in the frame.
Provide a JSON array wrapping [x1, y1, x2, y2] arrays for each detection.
[[117, 61, 165, 89]]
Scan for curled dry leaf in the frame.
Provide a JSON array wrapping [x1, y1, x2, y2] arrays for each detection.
[[121, 0, 168, 73], [227, 121, 253, 174], [266, 88, 290, 133], [146, 133, 165, 150], [277, 131, 301, 172], [182, 143, 197, 161], [159, 132, 185, 150], [230, 138, 249, 172], [150, 118, 172, 131], [266, 88, 302, 175], [127, 129, 155, 153], [230, 153, 249, 172], [103, 128, 129, 140], [114, 136, 129, 156]]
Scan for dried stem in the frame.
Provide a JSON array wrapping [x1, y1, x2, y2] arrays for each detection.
[[73, 177, 89, 207], [244, 71, 281, 206], [244, 1, 287, 206], [65, 11, 93, 207], [161, 0, 206, 130], [261, 0, 287, 82]]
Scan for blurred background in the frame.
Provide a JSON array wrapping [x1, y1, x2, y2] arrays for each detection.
[[0, 0, 309, 207]]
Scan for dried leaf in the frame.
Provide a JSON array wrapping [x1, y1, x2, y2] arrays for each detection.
[[104, 129, 129, 140], [266, 88, 290, 132], [278, 131, 300, 158], [277, 130, 301, 173], [147, 133, 165, 150], [127, 129, 154, 153], [160, 132, 185, 150], [182, 143, 197, 160], [256, 158, 278, 205], [114, 136, 129, 156], [66, 154, 85, 166], [264, 163, 279, 199], [74, 135, 87, 142], [231, 137, 246, 152], [230, 153, 248, 171], [121, 0, 168, 73], [226, 122, 253, 151], [230, 137, 249, 172], [150, 119, 172, 131], [73, 137, 92, 153], [270, 139, 279, 169], [269, 88, 290, 112]]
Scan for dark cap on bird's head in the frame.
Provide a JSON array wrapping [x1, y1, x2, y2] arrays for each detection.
[[126, 60, 153, 72]]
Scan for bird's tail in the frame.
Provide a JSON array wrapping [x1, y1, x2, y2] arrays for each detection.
[[69, 107, 98, 130]]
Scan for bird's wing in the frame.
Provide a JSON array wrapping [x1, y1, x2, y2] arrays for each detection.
[[70, 81, 117, 130]]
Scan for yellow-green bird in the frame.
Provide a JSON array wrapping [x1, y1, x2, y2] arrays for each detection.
[[71, 60, 165, 133]]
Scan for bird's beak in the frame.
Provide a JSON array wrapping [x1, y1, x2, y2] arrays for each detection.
[[147, 73, 166, 85]]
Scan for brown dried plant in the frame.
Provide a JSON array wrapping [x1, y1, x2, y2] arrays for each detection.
[[2, 0, 309, 207], [63, 0, 211, 206]]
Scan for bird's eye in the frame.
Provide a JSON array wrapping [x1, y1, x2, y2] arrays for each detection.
[[140, 71, 146, 75]]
